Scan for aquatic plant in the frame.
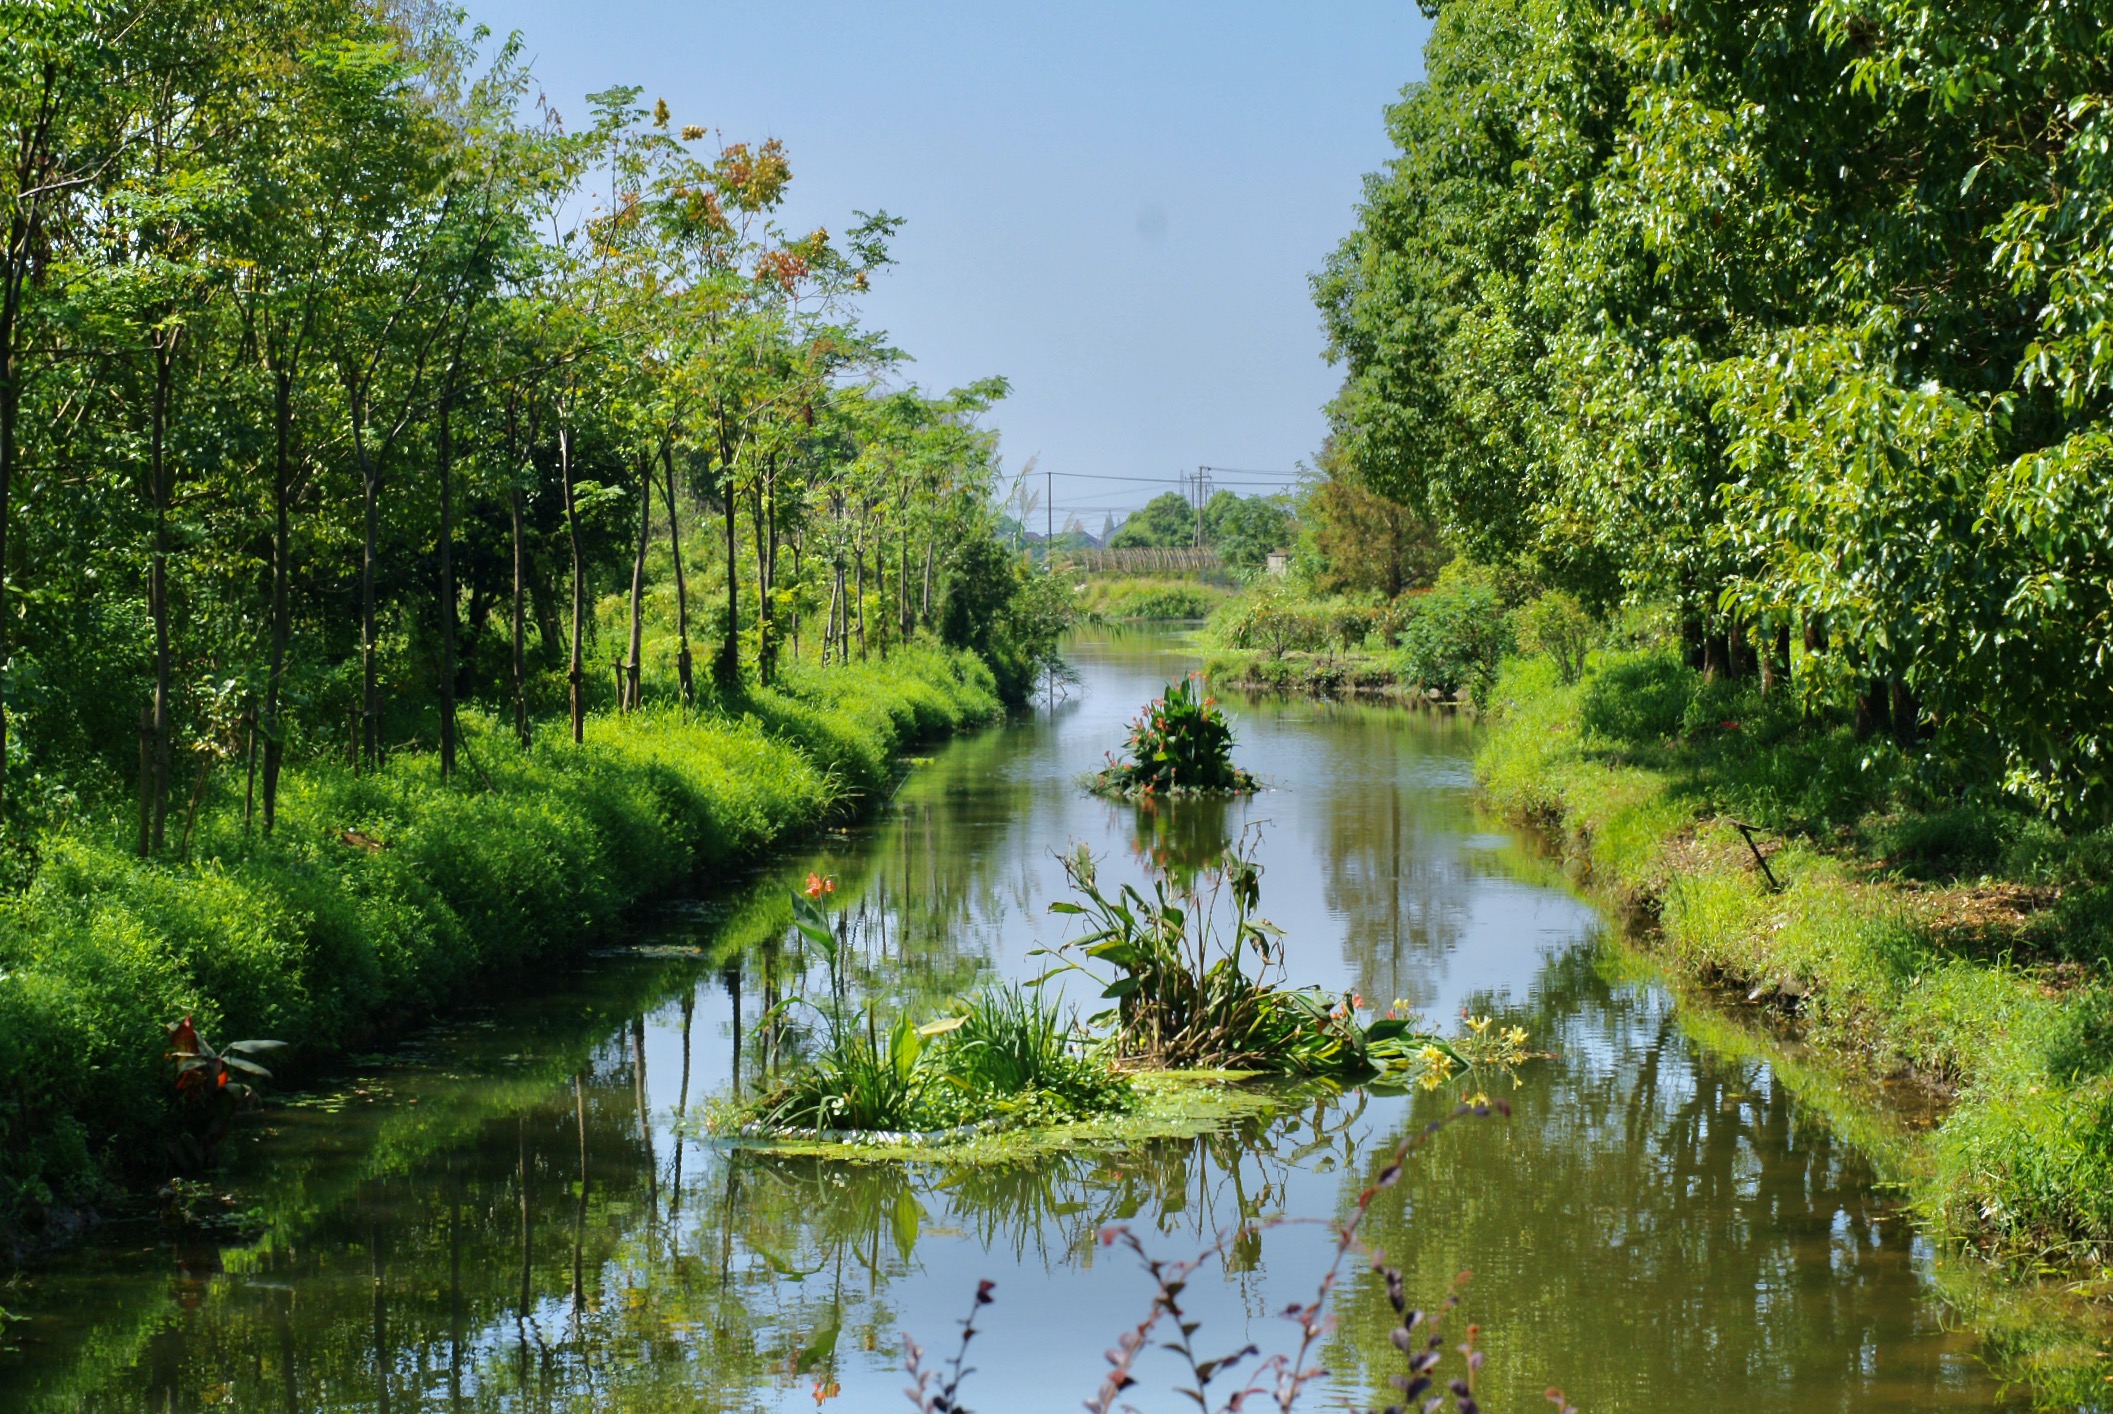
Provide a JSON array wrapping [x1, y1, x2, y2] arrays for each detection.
[[1088, 676, 1258, 797], [737, 891, 1135, 1135], [1044, 840, 1535, 1086], [164, 1016, 283, 1171]]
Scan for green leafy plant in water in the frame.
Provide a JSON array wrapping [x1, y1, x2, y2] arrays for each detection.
[[164, 1015, 285, 1171], [742, 881, 1134, 1134], [1088, 675, 1258, 797], [1041, 839, 1538, 1087]]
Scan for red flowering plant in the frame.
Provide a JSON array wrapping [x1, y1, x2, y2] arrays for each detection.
[[165, 1016, 285, 1170], [1087, 676, 1258, 799]]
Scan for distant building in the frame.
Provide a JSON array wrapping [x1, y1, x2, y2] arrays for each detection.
[[1265, 548, 1292, 575]]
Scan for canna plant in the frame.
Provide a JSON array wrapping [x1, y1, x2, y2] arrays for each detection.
[[1042, 841, 1537, 1086], [164, 1017, 285, 1171], [1088, 676, 1258, 797]]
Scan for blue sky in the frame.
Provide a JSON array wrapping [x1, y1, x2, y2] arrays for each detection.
[[471, 1, 1434, 527]]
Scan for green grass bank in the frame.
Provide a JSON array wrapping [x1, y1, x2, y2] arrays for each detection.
[[0, 646, 999, 1254], [1070, 575, 1234, 623], [1478, 650, 2113, 1275]]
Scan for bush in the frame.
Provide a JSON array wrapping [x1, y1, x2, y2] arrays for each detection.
[[1088, 677, 1258, 796], [1513, 590, 1595, 685], [1578, 650, 1696, 744], [1394, 571, 1514, 700]]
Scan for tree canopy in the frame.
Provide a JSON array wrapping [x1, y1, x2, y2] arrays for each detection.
[[1317, 0, 2113, 820], [0, 0, 1036, 849]]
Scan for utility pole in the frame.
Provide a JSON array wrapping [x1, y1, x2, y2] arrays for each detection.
[[1046, 465, 1053, 554]]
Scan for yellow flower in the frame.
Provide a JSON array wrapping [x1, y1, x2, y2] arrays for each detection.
[[1505, 1026, 1529, 1049], [1467, 1014, 1492, 1034]]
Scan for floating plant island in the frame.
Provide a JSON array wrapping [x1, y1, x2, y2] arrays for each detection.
[[1086, 676, 1260, 798]]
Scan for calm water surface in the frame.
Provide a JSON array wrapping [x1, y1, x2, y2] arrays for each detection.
[[0, 630, 2018, 1412]]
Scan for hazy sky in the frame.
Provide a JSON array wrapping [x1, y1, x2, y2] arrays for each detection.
[[470, 1, 1433, 528]]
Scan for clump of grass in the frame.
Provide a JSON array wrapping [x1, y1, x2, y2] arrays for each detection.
[[741, 985, 1137, 1136], [1087, 677, 1259, 798], [736, 886, 1135, 1137]]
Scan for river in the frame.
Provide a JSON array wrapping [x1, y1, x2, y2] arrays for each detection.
[[0, 629, 2020, 1412]]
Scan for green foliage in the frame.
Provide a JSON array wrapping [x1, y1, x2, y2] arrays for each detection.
[[1577, 652, 1697, 746], [1106, 492, 1196, 549], [1087, 677, 1257, 797], [938, 521, 1072, 704], [1513, 591, 1594, 686], [1043, 843, 1534, 1085], [1317, 0, 2113, 819], [1197, 490, 1295, 570], [745, 983, 1135, 1135], [1393, 569, 1514, 701], [1210, 582, 1375, 659], [1072, 577, 1231, 623], [0, 649, 997, 1244]]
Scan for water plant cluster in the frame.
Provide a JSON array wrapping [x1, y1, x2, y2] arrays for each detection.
[[1088, 677, 1259, 798], [728, 841, 1535, 1143], [1045, 843, 1531, 1086]]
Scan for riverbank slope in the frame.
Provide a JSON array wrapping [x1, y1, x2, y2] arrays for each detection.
[[1477, 650, 2113, 1274], [0, 646, 999, 1254]]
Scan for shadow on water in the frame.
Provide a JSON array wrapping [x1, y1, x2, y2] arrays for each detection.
[[0, 629, 2030, 1412]]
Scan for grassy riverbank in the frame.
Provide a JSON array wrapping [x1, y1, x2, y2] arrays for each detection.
[[1479, 651, 2113, 1271], [1071, 575, 1235, 623], [0, 646, 999, 1253]]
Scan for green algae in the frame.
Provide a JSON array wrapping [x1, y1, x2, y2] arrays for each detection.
[[685, 1070, 1291, 1166]]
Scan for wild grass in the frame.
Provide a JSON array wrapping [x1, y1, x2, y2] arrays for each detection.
[[1072, 576, 1234, 623], [1478, 646, 2113, 1266], [741, 982, 1136, 1136], [0, 646, 999, 1250]]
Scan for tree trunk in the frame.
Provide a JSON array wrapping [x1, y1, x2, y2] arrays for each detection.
[[146, 333, 175, 850], [750, 464, 774, 686], [662, 442, 692, 703], [560, 423, 585, 743], [510, 487, 529, 749], [438, 385, 459, 778], [354, 382, 383, 770], [855, 532, 867, 661], [718, 459, 740, 693], [921, 539, 934, 627], [262, 369, 294, 833], [624, 454, 650, 711]]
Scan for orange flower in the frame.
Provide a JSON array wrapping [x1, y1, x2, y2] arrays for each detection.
[[803, 872, 826, 900]]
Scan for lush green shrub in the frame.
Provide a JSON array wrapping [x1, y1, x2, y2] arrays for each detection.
[[1074, 576, 1231, 622], [1577, 650, 1696, 744], [1513, 590, 1595, 685], [1394, 572, 1514, 700]]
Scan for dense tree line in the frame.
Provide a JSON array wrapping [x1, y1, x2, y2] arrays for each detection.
[[0, 0, 1032, 851], [1318, 0, 2113, 819]]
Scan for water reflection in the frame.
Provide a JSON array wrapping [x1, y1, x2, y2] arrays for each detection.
[[0, 631, 2026, 1413]]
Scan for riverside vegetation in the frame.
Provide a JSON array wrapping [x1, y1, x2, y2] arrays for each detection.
[[0, 0, 1081, 1252], [1286, 0, 2113, 1307], [723, 811, 1534, 1148]]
